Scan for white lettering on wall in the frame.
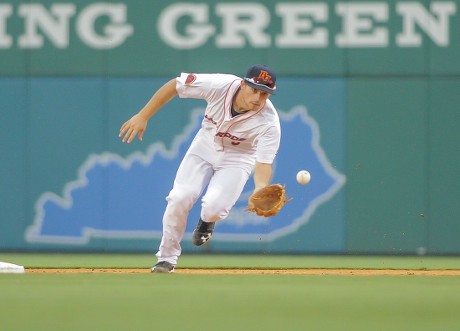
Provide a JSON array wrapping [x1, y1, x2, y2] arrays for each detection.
[[157, 1, 456, 49], [0, 2, 456, 50], [0, 2, 133, 49], [18, 4, 75, 48], [335, 3, 388, 47], [396, 2, 456, 46], [0, 5, 13, 47], [76, 3, 133, 49], [216, 4, 270, 47], [157, 3, 215, 49], [276, 3, 328, 48]]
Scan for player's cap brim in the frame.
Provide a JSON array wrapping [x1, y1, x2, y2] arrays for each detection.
[[244, 78, 276, 95]]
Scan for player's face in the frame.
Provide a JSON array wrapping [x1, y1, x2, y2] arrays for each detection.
[[240, 82, 270, 111]]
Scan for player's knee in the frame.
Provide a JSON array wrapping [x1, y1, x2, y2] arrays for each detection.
[[201, 201, 230, 222], [167, 187, 198, 210]]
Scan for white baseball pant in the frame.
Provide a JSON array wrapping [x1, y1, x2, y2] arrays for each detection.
[[155, 136, 251, 265]]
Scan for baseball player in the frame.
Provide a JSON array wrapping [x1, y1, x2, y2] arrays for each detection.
[[119, 64, 281, 273]]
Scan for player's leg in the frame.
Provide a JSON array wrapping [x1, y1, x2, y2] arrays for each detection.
[[191, 167, 249, 246], [192, 167, 249, 246], [155, 153, 213, 266], [201, 167, 249, 221]]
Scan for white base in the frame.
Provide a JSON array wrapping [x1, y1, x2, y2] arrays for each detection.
[[0, 262, 25, 274]]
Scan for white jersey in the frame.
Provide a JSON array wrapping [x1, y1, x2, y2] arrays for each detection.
[[176, 73, 281, 167]]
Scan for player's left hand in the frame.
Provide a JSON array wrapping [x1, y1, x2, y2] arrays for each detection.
[[119, 114, 148, 143], [247, 184, 290, 217]]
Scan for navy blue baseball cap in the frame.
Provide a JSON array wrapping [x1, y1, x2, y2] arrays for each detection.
[[244, 64, 276, 94]]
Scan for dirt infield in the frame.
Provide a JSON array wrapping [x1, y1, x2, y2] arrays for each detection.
[[25, 268, 460, 276]]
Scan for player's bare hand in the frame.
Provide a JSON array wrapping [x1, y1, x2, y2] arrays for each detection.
[[119, 114, 148, 143]]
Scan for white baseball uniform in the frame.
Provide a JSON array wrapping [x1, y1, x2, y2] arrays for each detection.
[[156, 73, 281, 265]]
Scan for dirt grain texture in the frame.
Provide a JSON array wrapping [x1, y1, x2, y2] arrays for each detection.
[[25, 268, 460, 276]]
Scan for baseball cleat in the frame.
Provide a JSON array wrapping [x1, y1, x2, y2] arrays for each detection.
[[192, 219, 215, 246], [151, 261, 175, 273]]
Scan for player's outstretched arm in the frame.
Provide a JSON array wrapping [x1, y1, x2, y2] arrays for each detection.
[[248, 162, 273, 212], [248, 162, 289, 217], [119, 79, 178, 143], [252, 162, 273, 192]]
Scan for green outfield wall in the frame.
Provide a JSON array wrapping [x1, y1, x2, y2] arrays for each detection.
[[0, 0, 459, 254]]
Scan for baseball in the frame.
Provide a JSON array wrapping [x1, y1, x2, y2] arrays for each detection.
[[296, 170, 311, 185]]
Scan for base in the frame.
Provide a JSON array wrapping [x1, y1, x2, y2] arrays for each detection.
[[0, 262, 25, 274]]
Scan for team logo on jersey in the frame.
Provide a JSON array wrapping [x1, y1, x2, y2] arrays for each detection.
[[215, 131, 246, 145], [185, 74, 196, 85]]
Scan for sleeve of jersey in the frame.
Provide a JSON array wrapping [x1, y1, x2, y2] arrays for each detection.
[[176, 73, 215, 100], [256, 125, 281, 164]]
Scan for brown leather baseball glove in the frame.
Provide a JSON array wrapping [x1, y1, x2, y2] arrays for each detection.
[[247, 184, 290, 217]]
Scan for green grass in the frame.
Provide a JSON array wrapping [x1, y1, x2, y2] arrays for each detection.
[[2, 253, 460, 269], [1, 254, 460, 331]]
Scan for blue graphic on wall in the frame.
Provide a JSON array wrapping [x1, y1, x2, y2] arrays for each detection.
[[26, 106, 345, 244]]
